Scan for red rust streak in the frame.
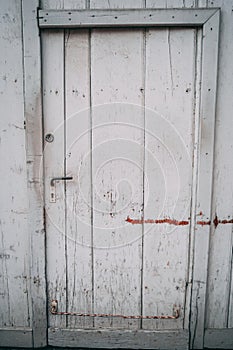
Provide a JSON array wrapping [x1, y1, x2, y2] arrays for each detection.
[[196, 220, 211, 226], [213, 215, 219, 228], [125, 216, 189, 226], [220, 219, 233, 224], [213, 215, 233, 228], [126, 216, 232, 227]]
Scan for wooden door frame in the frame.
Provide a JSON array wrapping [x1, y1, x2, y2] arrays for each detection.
[[20, 3, 220, 348], [22, 0, 47, 348], [0, 2, 46, 348]]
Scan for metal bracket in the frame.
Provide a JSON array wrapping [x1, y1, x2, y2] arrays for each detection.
[[51, 299, 58, 313]]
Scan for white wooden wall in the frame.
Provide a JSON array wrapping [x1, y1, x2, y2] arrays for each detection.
[[0, 0, 30, 329], [0, 0, 232, 348], [0, 0, 46, 347]]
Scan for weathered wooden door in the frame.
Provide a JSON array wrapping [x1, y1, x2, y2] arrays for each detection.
[[41, 9, 219, 349]]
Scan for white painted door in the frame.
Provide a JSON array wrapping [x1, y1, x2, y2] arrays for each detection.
[[42, 25, 201, 347]]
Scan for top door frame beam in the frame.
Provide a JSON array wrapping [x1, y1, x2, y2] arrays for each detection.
[[38, 8, 219, 29]]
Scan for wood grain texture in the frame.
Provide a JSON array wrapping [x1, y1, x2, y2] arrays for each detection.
[[22, 0, 47, 346], [48, 328, 189, 349], [0, 0, 30, 328]]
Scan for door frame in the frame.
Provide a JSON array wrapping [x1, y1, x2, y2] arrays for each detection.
[[22, 3, 220, 348]]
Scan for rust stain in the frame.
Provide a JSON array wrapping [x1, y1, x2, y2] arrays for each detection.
[[220, 219, 233, 224], [213, 215, 218, 228], [125, 216, 189, 226], [196, 220, 211, 226], [213, 215, 233, 228], [126, 215, 233, 227]]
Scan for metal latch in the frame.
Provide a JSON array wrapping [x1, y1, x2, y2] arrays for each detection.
[[50, 177, 73, 203]]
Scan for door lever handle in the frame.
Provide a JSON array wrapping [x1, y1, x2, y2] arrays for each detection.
[[50, 176, 73, 203], [50, 176, 73, 186]]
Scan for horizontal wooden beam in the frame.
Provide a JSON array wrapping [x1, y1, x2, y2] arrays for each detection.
[[38, 8, 219, 29], [0, 327, 33, 347], [204, 329, 233, 349], [48, 328, 188, 349]]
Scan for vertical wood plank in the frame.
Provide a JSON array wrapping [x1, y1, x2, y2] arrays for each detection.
[[203, 0, 233, 330], [90, 0, 144, 329], [91, 30, 144, 329], [144, 0, 196, 334], [142, 27, 195, 330], [63, 0, 92, 332], [0, 0, 30, 328], [184, 27, 203, 333], [190, 10, 220, 349], [42, 29, 67, 329], [22, 0, 47, 346], [42, 0, 89, 331], [64, 27, 93, 328]]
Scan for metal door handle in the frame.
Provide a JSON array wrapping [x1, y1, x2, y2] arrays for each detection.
[[50, 176, 73, 203], [50, 176, 73, 186]]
